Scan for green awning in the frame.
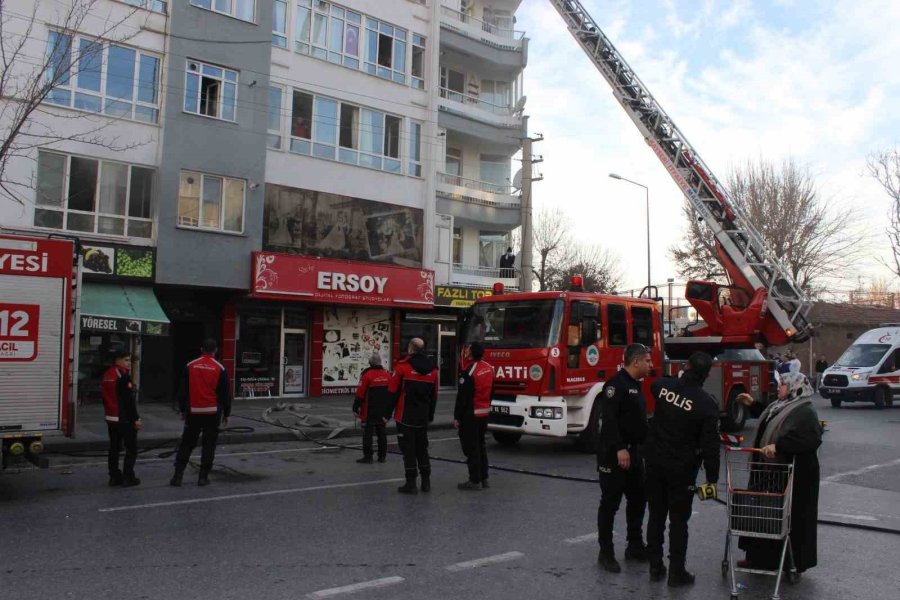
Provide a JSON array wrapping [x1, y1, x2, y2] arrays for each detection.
[[80, 283, 170, 336]]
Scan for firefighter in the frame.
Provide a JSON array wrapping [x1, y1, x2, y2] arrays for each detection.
[[102, 350, 142, 487], [453, 342, 494, 491], [643, 351, 720, 587], [170, 338, 231, 487], [353, 354, 391, 464], [596, 343, 652, 572], [389, 338, 439, 494]]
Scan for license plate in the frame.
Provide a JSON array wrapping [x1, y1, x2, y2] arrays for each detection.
[[491, 406, 510, 414], [826, 388, 839, 394]]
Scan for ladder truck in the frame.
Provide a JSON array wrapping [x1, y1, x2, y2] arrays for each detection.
[[548, 0, 814, 355]]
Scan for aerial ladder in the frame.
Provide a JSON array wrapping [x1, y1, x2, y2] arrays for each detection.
[[548, 0, 813, 354]]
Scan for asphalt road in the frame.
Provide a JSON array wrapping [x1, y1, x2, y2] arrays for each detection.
[[1, 395, 898, 600]]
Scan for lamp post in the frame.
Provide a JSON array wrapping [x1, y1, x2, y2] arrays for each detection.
[[609, 173, 650, 291]]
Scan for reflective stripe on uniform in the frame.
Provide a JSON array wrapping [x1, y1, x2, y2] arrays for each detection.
[[473, 408, 491, 415], [105, 416, 119, 422], [191, 406, 218, 414]]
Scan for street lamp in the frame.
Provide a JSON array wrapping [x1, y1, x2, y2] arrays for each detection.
[[609, 173, 651, 291]]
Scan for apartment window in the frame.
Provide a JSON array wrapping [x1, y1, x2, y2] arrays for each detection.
[[44, 33, 161, 123], [295, 1, 362, 69], [273, 0, 288, 48], [290, 90, 313, 153], [34, 151, 154, 238], [440, 67, 465, 101], [480, 154, 510, 189], [479, 231, 509, 268], [411, 34, 425, 90], [445, 147, 462, 176], [409, 121, 422, 177], [452, 227, 461, 264], [338, 103, 360, 164], [268, 86, 283, 149], [178, 171, 245, 233], [122, 0, 168, 13], [184, 60, 238, 121], [384, 115, 401, 173], [365, 17, 407, 83], [482, 80, 511, 108], [191, 0, 255, 23]]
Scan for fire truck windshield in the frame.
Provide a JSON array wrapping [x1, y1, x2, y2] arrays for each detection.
[[464, 299, 564, 349]]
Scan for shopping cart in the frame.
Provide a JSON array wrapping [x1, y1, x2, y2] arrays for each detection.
[[721, 446, 798, 600]]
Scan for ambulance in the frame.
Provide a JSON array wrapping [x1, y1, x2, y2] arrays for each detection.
[[819, 326, 900, 409]]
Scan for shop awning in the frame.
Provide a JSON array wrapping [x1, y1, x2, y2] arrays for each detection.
[[79, 283, 170, 336]]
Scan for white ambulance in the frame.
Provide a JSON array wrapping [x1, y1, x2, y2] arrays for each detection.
[[820, 325, 900, 409]]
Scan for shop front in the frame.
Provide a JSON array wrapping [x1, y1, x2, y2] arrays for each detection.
[[238, 252, 434, 398]]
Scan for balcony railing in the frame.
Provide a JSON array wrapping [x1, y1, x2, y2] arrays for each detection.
[[440, 6, 525, 43], [453, 263, 520, 281], [440, 87, 517, 117], [437, 172, 514, 196]]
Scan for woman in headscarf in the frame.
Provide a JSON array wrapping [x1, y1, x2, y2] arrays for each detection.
[[735, 371, 823, 575]]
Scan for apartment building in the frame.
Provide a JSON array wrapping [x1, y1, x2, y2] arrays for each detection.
[[0, 0, 528, 402]]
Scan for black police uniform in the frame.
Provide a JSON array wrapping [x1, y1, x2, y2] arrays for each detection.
[[644, 373, 720, 573], [596, 368, 648, 558]]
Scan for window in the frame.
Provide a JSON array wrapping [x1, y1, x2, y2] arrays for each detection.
[[290, 90, 313, 153], [122, 0, 168, 14], [631, 307, 654, 346], [365, 17, 407, 83], [478, 231, 509, 268], [384, 115, 401, 173], [191, 0, 255, 23], [338, 103, 360, 164], [184, 60, 237, 121], [409, 121, 422, 177], [482, 79, 511, 108], [178, 171, 245, 233], [452, 227, 461, 264], [273, 0, 288, 48], [607, 304, 627, 346], [480, 154, 510, 189], [268, 86, 283, 149], [34, 151, 154, 238], [295, 1, 362, 68], [446, 147, 462, 176], [411, 34, 425, 89], [440, 67, 466, 102], [44, 33, 160, 123]]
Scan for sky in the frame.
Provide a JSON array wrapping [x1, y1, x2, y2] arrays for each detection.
[[515, 0, 900, 293]]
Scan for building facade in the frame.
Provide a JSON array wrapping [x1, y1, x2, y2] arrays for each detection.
[[0, 0, 528, 402]]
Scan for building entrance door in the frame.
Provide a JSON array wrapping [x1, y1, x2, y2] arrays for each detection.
[[281, 329, 307, 397]]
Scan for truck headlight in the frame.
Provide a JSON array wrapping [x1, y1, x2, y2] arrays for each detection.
[[850, 374, 868, 381], [531, 407, 563, 419]]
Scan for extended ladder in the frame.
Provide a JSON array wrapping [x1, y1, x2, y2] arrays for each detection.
[[548, 0, 813, 343]]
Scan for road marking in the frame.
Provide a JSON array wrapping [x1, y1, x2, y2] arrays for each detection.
[[445, 551, 524, 572], [563, 532, 598, 544], [99, 478, 403, 513], [823, 458, 900, 483], [306, 576, 405, 599], [821, 512, 879, 522]]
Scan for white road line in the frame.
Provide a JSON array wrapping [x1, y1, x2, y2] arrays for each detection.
[[306, 576, 405, 599], [823, 458, 900, 483], [821, 512, 879, 522], [99, 478, 403, 513], [445, 551, 524, 572], [563, 532, 598, 544]]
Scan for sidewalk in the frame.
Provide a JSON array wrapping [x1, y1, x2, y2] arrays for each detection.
[[44, 392, 459, 454]]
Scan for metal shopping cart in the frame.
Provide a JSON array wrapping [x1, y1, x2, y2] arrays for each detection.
[[721, 446, 798, 600]]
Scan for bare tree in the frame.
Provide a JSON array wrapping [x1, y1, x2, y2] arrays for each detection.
[[531, 206, 569, 291], [545, 244, 622, 293], [668, 158, 864, 293], [866, 148, 900, 279], [0, 1, 145, 204]]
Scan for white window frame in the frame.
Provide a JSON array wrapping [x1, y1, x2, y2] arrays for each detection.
[[411, 34, 426, 90], [408, 120, 423, 178], [268, 85, 284, 149], [364, 15, 407, 84], [122, 0, 168, 14], [184, 60, 239, 122], [33, 150, 154, 239], [177, 171, 246, 234], [190, 0, 256, 23], [273, 0, 289, 48], [44, 31, 161, 124]]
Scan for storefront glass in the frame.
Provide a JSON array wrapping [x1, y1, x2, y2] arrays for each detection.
[[322, 307, 391, 393], [235, 306, 282, 397]]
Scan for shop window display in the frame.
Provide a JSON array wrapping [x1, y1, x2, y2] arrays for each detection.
[[322, 307, 391, 392]]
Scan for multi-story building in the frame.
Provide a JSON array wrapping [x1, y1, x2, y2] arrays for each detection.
[[0, 0, 527, 402]]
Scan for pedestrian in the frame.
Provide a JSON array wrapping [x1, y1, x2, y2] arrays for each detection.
[[453, 342, 494, 491], [644, 351, 720, 587], [102, 350, 142, 487], [499, 247, 515, 278], [787, 352, 802, 374], [389, 337, 439, 494], [736, 371, 823, 575], [353, 354, 391, 464], [814, 355, 828, 391], [170, 338, 231, 487], [596, 343, 652, 572]]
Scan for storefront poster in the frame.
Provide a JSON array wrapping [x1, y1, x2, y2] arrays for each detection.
[[264, 184, 424, 268], [283, 365, 305, 394], [82, 245, 155, 280], [434, 286, 493, 308], [237, 375, 277, 397], [321, 308, 391, 393], [252, 253, 434, 309]]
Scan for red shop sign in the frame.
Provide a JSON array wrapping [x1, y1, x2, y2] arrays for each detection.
[[251, 252, 434, 308]]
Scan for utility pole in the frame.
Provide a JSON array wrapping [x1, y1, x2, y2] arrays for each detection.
[[520, 119, 542, 292]]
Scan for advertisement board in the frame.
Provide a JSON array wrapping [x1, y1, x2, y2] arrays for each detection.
[[321, 308, 391, 394]]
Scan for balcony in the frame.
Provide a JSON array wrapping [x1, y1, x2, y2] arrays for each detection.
[[450, 264, 520, 290], [439, 87, 523, 130], [440, 5, 526, 51], [436, 172, 519, 206]]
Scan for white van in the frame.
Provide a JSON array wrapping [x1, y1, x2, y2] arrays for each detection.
[[820, 325, 900, 409]]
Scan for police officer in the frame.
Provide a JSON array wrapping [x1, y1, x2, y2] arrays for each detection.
[[170, 338, 231, 487], [101, 350, 142, 487], [389, 338, 439, 494], [597, 343, 652, 572], [353, 354, 392, 464], [644, 351, 720, 587], [453, 342, 494, 491]]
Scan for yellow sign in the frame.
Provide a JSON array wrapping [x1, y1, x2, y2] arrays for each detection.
[[434, 286, 493, 308]]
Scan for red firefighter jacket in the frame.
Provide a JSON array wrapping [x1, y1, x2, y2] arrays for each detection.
[[178, 354, 231, 417], [101, 365, 139, 424], [353, 366, 392, 422], [454, 360, 494, 421], [389, 353, 439, 427]]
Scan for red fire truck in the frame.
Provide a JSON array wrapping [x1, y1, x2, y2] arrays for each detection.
[[0, 234, 80, 468]]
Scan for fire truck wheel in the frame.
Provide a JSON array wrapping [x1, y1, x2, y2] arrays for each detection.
[[722, 390, 747, 433], [830, 397, 842, 409], [873, 386, 887, 410], [576, 398, 602, 453], [492, 431, 522, 446]]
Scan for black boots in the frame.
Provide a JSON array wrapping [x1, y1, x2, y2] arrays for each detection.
[[198, 471, 210, 487], [169, 469, 184, 487], [625, 543, 649, 561], [398, 471, 418, 494], [121, 476, 141, 487], [109, 474, 123, 487], [598, 551, 622, 573], [457, 480, 482, 491], [667, 567, 695, 587], [357, 456, 374, 464], [649, 562, 667, 582]]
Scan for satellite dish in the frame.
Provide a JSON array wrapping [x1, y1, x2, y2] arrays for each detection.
[[512, 169, 523, 191], [513, 95, 527, 114]]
